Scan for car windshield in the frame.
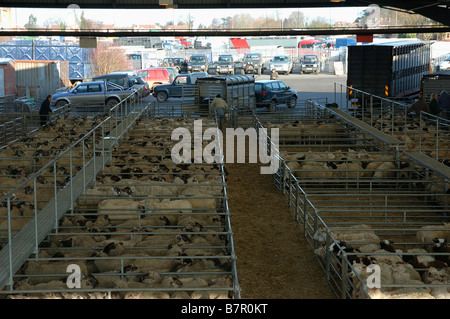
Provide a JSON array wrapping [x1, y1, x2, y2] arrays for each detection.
[[218, 56, 232, 62], [303, 55, 318, 63], [190, 56, 206, 63], [273, 56, 289, 62], [244, 55, 260, 61]]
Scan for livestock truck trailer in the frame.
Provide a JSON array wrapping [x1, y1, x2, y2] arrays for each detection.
[[347, 41, 431, 107], [420, 70, 450, 103]]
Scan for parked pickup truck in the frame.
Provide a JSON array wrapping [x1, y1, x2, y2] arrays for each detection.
[[51, 81, 135, 109], [152, 72, 208, 101]]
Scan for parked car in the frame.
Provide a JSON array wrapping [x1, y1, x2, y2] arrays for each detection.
[[51, 81, 135, 109], [300, 54, 320, 74], [137, 68, 171, 91], [437, 55, 450, 71], [152, 72, 208, 102], [162, 67, 179, 82], [187, 54, 210, 73], [209, 54, 237, 75], [242, 52, 263, 75], [162, 57, 188, 73], [270, 54, 293, 75], [129, 75, 150, 97], [254, 80, 297, 111]]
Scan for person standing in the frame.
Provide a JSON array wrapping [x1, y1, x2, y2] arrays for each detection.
[[406, 95, 430, 117], [428, 93, 441, 116], [209, 94, 229, 130], [39, 95, 54, 126], [270, 69, 279, 80], [437, 90, 450, 119]]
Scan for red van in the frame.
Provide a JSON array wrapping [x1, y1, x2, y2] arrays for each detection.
[[137, 68, 171, 91]]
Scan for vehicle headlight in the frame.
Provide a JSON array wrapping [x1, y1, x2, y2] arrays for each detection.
[[188, 65, 192, 68], [201, 65, 205, 68], [313, 64, 318, 67]]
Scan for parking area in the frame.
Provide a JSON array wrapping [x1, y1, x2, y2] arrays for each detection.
[[144, 72, 348, 111]]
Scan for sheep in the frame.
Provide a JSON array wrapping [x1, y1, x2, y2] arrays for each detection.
[[315, 224, 381, 248], [146, 199, 193, 225], [350, 261, 436, 299], [23, 260, 89, 285], [372, 161, 396, 179], [97, 199, 145, 225], [416, 223, 450, 244], [432, 238, 450, 264]]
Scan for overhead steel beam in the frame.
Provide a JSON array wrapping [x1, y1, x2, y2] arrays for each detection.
[[1, 25, 450, 37]]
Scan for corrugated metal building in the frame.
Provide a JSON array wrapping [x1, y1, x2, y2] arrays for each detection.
[[0, 58, 16, 97]]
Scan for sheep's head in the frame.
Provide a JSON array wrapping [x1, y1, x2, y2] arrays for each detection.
[[328, 241, 346, 253], [59, 237, 73, 248], [432, 238, 447, 248], [140, 271, 162, 285]]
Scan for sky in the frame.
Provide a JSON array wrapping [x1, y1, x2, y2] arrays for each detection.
[[12, 7, 364, 28]]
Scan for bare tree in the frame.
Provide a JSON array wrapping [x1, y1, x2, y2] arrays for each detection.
[[88, 43, 132, 77]]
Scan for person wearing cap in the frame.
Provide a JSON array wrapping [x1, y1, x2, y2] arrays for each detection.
[[270, 69, 279, 80], [209, 94, 229, 130]]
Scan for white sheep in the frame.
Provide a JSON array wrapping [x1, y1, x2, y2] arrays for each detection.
[[416, 223, 450, 243]]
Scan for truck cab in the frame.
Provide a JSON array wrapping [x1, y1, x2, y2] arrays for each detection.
[[211, 54, 236, 75], [270, 54, 293, 75], [300, 54, 320, 74], [51, 81, 134, 109], [188, 54, 210, 73], [242, 53, 263, 75]]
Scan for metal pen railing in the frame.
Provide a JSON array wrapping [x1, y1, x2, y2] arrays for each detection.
[[0, 88, 149, 291]]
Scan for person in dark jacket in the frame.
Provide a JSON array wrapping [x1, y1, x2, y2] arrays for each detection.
[[437, 90, 450, 119], [39, 95, 54, 126], [428, 93, 440, 116], [406, 95, 429, 117]]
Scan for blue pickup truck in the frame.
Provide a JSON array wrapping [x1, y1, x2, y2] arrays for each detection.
[[152, 72, 208, 101]]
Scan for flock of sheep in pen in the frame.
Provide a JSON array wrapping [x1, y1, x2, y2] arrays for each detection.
[[1, 116, 235, 299], [363, 114, 450, 163], [0, 115, 113, 242], [260, 112, 450, 299]]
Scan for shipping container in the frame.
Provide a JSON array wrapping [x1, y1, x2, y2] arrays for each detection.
[[347, 41, 431, 101], [0, 39, 91, 81]]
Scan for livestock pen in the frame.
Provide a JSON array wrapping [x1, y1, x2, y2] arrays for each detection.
[[334, 83, 450, 165], [0, 100, 239, 299], [253, 101, 450, 299]]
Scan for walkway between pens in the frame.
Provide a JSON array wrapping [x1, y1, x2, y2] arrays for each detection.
[[225, 160, 336, 299]]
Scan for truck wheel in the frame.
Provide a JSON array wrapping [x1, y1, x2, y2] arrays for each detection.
[[106, 99, 119, 110], [156, 91, 168, 102], [56, 100, 68, 108]]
